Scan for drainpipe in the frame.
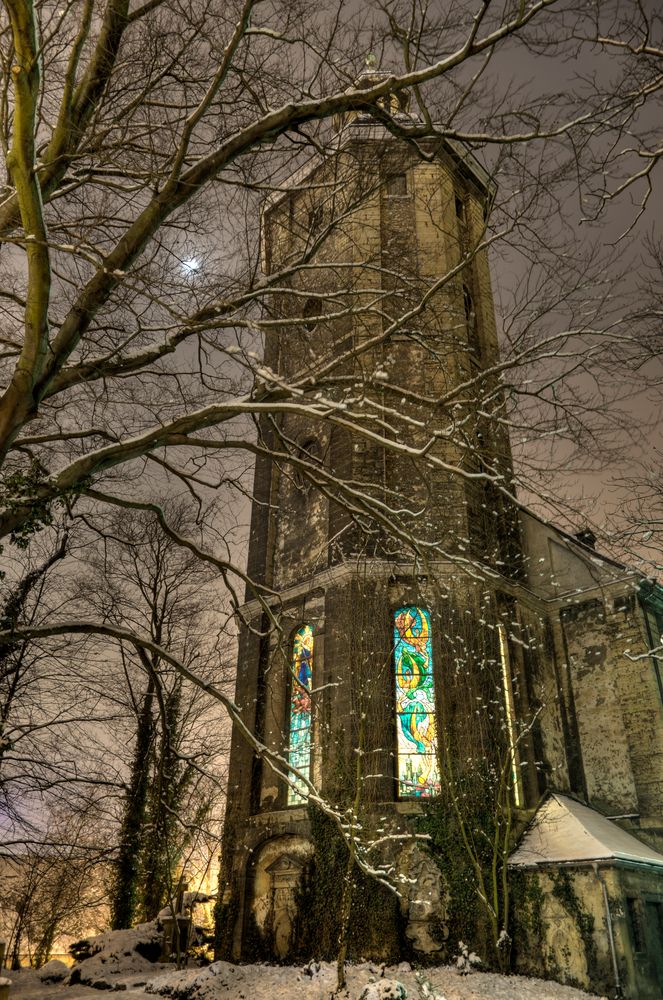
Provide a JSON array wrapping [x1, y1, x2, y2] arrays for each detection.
[[593, 864, 624, 1000]]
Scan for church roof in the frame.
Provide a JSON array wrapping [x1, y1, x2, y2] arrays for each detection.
[[509, 793, 663, 869]]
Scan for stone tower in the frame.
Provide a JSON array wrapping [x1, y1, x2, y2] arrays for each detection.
[[217, 92, 663, 998], [217, 99, 528, 961]]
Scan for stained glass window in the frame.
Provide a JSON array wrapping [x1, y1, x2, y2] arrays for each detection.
[[393, 607, 441, 797], [287, 624, 313, 805]]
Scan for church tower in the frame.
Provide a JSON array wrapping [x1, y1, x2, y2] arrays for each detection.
[[217, 86, 663, 990], [217, 92, 532, 963]]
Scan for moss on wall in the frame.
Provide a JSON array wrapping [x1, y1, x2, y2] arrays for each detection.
[[214, 884, 239, 961], [509, 869, 545, 975], [242, 906, 277, 963], [415, 797, 493, 963], [550, 869, 597, 979], [511, 868, 599, 991], [416, 805, 476, 947]]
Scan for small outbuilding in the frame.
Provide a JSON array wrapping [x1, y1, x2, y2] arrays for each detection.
[[510, 794, 663, 998]]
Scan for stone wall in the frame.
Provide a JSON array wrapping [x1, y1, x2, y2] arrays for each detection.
[[555, 585, 663, 834], [512, 864, 663, 1000]]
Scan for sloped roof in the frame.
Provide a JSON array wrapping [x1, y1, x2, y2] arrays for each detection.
[[509, 794, 663, 869]]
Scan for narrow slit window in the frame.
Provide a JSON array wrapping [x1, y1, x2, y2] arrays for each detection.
[[626, 897, 646, 953], [386, 173, 408, 197], [640, 593, 663, 704], [463, 284, 481, 358], [293, 437, 321, 493], [308, 205, 323, 234], [302, 297, 323, 331], [649, 901, 663, 948], [393, 607, 440, 798], [287, 625, 314, 804]]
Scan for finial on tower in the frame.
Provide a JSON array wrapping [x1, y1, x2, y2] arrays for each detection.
[[332, 54, 410, 132]]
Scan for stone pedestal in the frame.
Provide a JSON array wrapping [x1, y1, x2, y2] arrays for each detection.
[[160, 917, 191, 963]]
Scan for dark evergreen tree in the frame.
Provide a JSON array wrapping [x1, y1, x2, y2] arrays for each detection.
[[111, 676, 155, 929], [87, 504, 222, 929]]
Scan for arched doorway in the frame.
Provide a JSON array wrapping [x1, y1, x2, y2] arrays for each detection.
[[246, 835, 313, 959]]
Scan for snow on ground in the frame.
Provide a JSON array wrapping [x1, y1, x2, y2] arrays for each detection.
[[142, 960, 607, 1000], [3, 926, 606, 1000], [5, 960, 606, 1000], [67, 923, 163, 987]]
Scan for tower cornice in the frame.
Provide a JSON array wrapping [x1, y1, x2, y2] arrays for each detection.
[[237, 555, 641, 625], [262, 124, 496, 217]]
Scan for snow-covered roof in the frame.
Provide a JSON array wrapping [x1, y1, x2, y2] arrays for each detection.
[[509, 794, 663, 869]]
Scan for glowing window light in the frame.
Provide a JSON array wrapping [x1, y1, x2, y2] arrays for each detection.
[[498, 623, 524, 808], [393, 607, 440, 798], [286, 624, 313, 805]]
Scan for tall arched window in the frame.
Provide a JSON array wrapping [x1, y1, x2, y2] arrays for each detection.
[[287, 624, 314, 804], [393, 607, 440, 798]]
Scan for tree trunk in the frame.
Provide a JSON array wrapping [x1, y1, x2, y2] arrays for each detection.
[[110, 675, 155, 929]]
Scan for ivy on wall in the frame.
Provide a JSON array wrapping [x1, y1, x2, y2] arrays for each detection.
[[551, 870, 597, 981], [213, 885, 239, 961], [510, 868, 597, 989], [295, 804, 404, 962], [415, 770, 501, 964], [509, 869, 545, 974]]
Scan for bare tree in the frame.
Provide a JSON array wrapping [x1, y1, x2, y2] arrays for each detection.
[[0, 801, 110, 968], [75, 504, 229, 928], [0, 0, 657, 551], [0, 504, 228, 956], [0, 0, 662, 962], [0, 529, 121, 857], [0, 531, 68, 778]]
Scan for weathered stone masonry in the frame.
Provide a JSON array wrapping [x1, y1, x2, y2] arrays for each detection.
[[219, 106, 663, 998]]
